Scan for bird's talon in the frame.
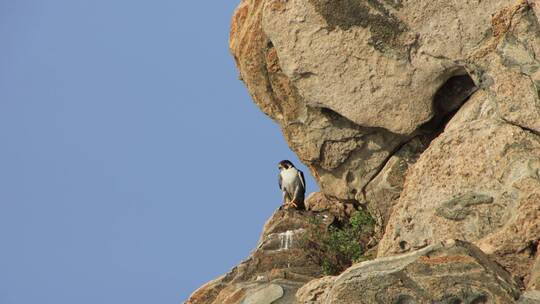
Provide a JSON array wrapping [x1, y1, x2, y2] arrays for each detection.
[[282, 201, 298, 209]]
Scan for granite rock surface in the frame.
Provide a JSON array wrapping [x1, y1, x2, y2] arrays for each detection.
[[185, 0, 540, 302]]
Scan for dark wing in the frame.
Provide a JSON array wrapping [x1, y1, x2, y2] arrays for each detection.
[[278, 172, 283, 190], [298, 170, 306, 191]]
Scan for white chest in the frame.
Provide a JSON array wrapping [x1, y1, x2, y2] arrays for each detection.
[[281, 168, 298, 186]]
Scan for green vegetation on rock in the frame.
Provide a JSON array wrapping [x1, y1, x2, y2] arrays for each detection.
[[300, 209, 375, 275]]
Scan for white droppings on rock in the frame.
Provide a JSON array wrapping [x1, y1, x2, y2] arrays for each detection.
[[279, 230, 294, 250]]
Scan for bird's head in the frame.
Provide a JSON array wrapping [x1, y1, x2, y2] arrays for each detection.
[[278, 160, 294, 171]]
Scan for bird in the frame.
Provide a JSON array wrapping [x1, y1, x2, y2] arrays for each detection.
[[278, 160, 306, 209]]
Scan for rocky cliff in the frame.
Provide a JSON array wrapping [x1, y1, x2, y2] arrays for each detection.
[[186, 0, 540, 303]]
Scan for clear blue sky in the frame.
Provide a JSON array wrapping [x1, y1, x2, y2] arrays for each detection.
[[0, 1, 318, 303]]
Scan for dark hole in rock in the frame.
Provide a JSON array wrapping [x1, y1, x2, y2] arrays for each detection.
[[399, 240, 408, 250], [419, 72, 477, 138], [528, 239, 539, 258]]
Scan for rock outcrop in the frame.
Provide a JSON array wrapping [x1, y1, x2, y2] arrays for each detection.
[[296, 240, 522, 304], [229, 0, 540, 246], [376, 1, 540, 287], [185, 206, 338, 304], [186, 0, 540, 302], [378, 103, 540, 286]]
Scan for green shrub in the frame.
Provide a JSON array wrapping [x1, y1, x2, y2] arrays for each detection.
[[300, 209, 375, 275]]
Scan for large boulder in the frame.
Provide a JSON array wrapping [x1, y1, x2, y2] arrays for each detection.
[[260, 0, 500, 135], [296, 240, 522, 304], [231, 0, 424, 203]]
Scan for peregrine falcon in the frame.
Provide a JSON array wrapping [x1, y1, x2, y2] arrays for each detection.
[[278, 160, 306, 209]]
